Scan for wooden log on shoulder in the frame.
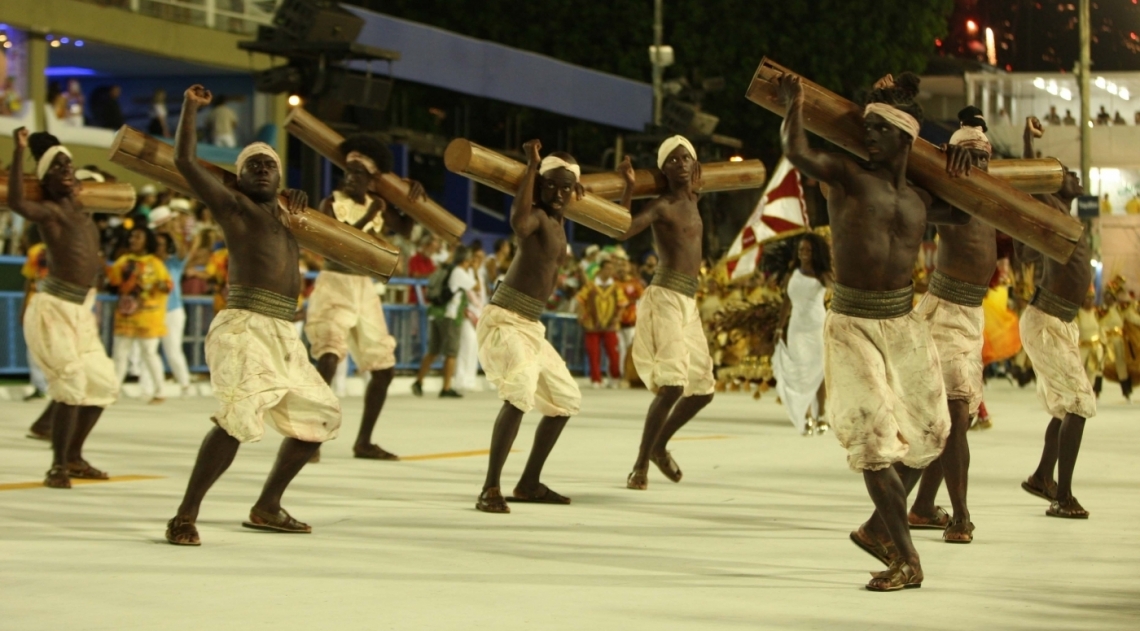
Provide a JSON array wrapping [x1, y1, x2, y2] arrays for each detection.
[[284, 107, 465, 245], [581, 159, 767, 201], [0, 176, 136, 214], [988, 158, 1064, 195], [443, 139, 631, 238], [107, 126, 398, 280], [745, 57, 1084, 262]]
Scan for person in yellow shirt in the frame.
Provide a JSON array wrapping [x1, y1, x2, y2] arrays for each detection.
[[1100, 194, 1113, 216], [1125, 194, 1140, 215], [576, 257, 628, 388], [21, 232, 51, 402], [205, 246, 229, 313], [107, 226, 173, 403]]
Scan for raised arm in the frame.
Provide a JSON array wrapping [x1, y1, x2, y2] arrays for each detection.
[[173, 86, 238, 219], [509, 139, 543, 238], [352, 198, 384, 231], [777, 74, 849, 185], [618, 198, 661, 240], [7, 128, 57, 223], [618, 156, 636, 211], [1023, 116, 1042, 160]]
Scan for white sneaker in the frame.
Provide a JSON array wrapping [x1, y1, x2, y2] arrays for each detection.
[[591, 381, 602, 389]]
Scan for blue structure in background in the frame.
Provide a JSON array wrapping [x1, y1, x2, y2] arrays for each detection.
[[343, 8, 653, 132]]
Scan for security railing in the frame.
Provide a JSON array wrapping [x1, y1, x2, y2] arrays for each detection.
[[76, 0, 280, 35], [0, 279, 589, 377]]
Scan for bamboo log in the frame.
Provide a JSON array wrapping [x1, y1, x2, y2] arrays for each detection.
[[745, 58, 1083, 262], [284, 107, 466, 245], [581, 159, 767, 201], [107, 126, 399, 280], [0, 176, 136, 214], [443, 139, 631, 238], [988, 158, 1064, 195]]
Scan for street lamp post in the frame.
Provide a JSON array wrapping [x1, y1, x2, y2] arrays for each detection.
[[1079, 0, 1092, 194], [652, 0, 663, 127]]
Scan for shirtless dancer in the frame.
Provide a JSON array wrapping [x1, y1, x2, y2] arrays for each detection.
[[907, 106, 997, 544], [619, 135, 716, 491], [475, 139, 582, 513], [780, 72, 955, 591], [305, 135, 425, 462], [9, 129, 118, 488], [1018, 116, 1095, 519], [165, 85, 341, 546]]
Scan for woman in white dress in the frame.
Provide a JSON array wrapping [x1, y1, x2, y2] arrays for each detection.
[[772, 234, 832, 435], [453, 243, 486, 392]]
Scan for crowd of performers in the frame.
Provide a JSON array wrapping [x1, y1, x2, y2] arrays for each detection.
[[5, 74, 1124, 592], [699, 225, 1140, 432]]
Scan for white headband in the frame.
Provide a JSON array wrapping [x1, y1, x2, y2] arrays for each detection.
[[864, 103, 921, 144], [345, 151, 378, 174], [538, 156, 581, 181], [235, 142, 282, 177], [75, 168, 105, 183], [949, 125, 992, 157], [657, 135, 696, 169], [37, 146, 73, 181]]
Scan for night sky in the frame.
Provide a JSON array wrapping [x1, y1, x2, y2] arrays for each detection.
[[942, 0, 1140, 72]]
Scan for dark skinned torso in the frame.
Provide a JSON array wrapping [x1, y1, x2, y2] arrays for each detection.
[[644, 194, 704, 278], [502, 206, 566, 303], [6, 149, 103, 289], [936, 219, 997, 286], [1038, 196, 1092, 305], [826, 163, 927, 291], [215, 195, 301, 298], [40, 196, 104, 289]]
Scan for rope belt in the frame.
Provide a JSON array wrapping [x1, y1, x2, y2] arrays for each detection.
[[39, 276, 90, 305], [651, 267, 699, 298], [929, 270, 988, 308], [226, 285, 298, 321], [1031, 286, 1080, 323], [830, 282, 914, 319], [491, 283, 545, 322]]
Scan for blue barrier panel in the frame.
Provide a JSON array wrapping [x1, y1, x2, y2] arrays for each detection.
[[1, 279, 589, 377]]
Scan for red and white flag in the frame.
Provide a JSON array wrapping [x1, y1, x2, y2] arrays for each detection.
[[724, 158, 808, 281]]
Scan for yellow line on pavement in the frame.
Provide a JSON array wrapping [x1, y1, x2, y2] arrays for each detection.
[[400, 449, 495, 461], [0, 475, 164, 492]]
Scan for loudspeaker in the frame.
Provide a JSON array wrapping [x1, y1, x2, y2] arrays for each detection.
[[322, 70, 393, 111], [272, 0, 364, 44], [663, 100, 719, 137], [253, 65, 306, 94]]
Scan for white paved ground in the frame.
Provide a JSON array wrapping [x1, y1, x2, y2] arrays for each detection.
[[1, 379, 1138, 630]]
